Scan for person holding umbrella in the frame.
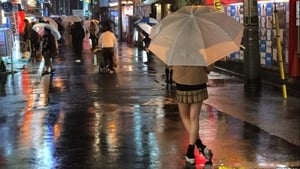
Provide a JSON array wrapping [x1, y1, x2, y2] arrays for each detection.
[[141, 33, 153, 64], [71, 22, 85, 60], [88, 21, 99, 50], [41, 27, 57, 75], [149, 5, 244, 165], [172, 65, 214, 165]]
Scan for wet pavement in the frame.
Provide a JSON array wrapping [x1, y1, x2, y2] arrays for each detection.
[[0, 36, 299, 169]]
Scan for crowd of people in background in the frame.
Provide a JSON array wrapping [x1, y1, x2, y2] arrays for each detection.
[[19, 16, 118, 75]]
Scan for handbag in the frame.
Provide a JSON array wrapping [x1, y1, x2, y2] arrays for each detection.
[[93, 48, 104, 66]]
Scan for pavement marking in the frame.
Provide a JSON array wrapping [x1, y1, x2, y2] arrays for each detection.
[[142, 96, 176, 106], [35, 58, 45, 84], [23, 59, 50, 111], [34, 74, 50, 109]]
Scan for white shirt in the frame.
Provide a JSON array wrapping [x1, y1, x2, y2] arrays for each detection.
[[98, 31, 117, 49]]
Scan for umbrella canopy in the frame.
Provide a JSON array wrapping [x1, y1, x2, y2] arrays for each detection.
[[62, 15, 82, 23], [84, 19, 99, 26], [135, 17, 159, 25], [42, 17, 58, 29], [137, 23, 152, 35], [83, 19, 100, 33], [149, 5, 244, 66], [32, 23, 61, 40]]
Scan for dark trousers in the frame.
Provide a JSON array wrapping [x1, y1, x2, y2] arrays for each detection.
[[102, 48, 114, 70], [89, 34, 98, 49], [73, 39, 83, 58]]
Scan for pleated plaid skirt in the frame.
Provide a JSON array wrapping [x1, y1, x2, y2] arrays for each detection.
[[176, 88, 208, 104]]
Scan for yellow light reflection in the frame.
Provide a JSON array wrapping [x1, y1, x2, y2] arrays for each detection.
[[18, 108, 64, 168], [21, 69, 35, 110], [53, 77, 63, 89], [107, 120, 117, 149]]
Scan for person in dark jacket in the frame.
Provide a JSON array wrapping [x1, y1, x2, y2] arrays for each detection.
[[141, 32, 153, 64], [41, 28, 56, 75], [30, 22, 41, 62], [71, 22, 85, 60]]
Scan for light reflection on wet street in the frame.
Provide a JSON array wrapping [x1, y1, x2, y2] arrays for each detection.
[[0, 38, 299, 169]]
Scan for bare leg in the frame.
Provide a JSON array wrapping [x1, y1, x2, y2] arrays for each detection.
[[178, 102, 202, 145], [189, 103, 202, 145], [178, 103, 191, 134]]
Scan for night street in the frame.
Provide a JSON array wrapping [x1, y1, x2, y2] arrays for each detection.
[[0, 37, 299, 169]]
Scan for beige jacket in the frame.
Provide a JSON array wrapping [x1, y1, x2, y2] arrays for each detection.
[[172, 65, 214, 85], [98, 31, 117, 49]]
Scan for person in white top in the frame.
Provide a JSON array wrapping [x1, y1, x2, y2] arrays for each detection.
[[98, 25, 118, 73]]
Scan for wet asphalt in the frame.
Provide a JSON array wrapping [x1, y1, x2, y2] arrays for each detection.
[[0, 36, 299, 169]]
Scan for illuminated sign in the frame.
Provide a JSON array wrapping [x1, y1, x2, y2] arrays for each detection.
[[214, 0, 223, 11]]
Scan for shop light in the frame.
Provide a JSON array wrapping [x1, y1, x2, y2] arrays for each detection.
[[109, 0, 133, 6], [109, 2, 118, 7], [122, 1, 133, 4]]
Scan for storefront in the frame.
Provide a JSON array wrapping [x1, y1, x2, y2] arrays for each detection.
[[0, 1, 30, 70], [205, 0, 299, 77]]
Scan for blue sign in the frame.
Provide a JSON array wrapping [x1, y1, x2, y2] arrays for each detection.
[[1, 2, 13, 12]]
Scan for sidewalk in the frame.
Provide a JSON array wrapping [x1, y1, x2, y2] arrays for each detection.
[[205, 71, 300, 147], [215, 60, 300, 97]]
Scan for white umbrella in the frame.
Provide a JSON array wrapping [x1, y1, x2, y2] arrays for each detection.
[[32, 23, 61, 40], [137, 23, 152, 35], [149, 5, 244, 66], [84, 19, 99, 25], [83, 19, 100, 34], [43, 17, 58, 29], [62, 15, 82, 23]]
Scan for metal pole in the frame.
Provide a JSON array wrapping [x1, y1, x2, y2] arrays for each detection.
[[161, 0, 166, 19], [243, 0, 261, 93], [274, 5, 287, 99], [297, 26, 300, 58], [118, 0, 123, 41], [297, 0, 300, 58]]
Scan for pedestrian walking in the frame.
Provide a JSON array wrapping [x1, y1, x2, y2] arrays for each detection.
[[89, 21, 99, 50], [165, 66, 173, 87], [172, 65, 214, 165], [41, 28, 57, 75], [22, 19, 32, 42], [142, 33, 153, 64], [71, 22, 85, 60], [98, 25, 118, 73], [20, 19, 32, 54], [29, 22, 41, 62]]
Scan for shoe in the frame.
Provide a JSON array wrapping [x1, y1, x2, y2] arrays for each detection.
[[185, 156, 195, 165], [203, 161, 213, 169], [108, 69, 115, 74], [201, 147, 213, 161]]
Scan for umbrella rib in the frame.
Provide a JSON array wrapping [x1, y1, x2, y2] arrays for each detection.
[[166, 18, 191, 64], [149, 6, 244, 66], [196, 14, 241, 45]]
